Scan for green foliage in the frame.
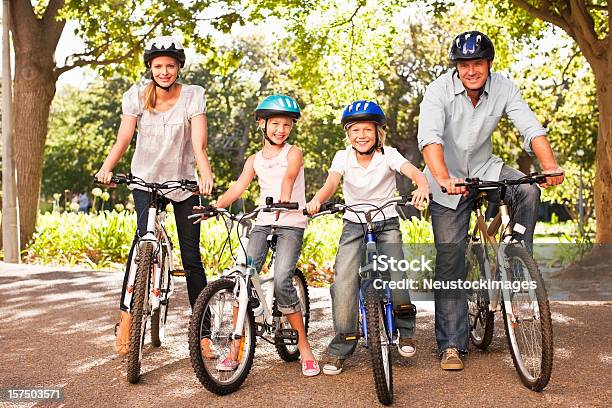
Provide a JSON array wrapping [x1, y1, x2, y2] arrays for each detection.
[[24, 211, 434, 285], [43, 76, 135, 202]]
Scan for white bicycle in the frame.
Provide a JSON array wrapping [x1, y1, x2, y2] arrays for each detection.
[[187, 199, 310, 395]]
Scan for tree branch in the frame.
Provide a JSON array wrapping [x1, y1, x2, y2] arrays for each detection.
[[511, 0, 572, 33], [41, 0, 66, 52], [570, 0, 606, 57]]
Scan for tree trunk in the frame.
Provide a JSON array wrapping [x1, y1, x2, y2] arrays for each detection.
[[13, 50, 57, 248], [593, 70, 612, 243], [9, 0, 65, 248]]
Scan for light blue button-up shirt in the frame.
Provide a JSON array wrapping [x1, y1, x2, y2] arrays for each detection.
[[417, 69, 546, 209]]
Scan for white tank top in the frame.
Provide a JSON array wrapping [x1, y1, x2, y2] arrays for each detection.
[[253, 143, 307, 228]]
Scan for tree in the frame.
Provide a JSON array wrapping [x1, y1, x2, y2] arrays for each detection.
[[7, 0, 266, 248], [470, 0, 610, 241]]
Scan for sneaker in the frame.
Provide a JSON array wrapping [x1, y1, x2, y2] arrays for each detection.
[[398, 337, 416, 358], [200, 338, 218, 360], [114, 311, 132, 356], [215, 356, 239, 371], [440, 348, 464, 370], [322, 356, 345, 375], [301, 360, 321, 377]]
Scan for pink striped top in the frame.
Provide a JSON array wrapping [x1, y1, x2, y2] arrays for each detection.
[[253, 143, 307, 228]]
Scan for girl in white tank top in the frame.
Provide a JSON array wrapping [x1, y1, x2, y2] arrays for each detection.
[[205, 95, 319, 376]]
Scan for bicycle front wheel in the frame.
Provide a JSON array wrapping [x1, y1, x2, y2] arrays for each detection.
[[466, 239, 494, 349], [189, 278, 256, 395], [501, 244, 553, 391], [275, 269, 310, 362], [127, 242, 154, 384], [365, 286, 393, 406], [151, 246, 171, 347]]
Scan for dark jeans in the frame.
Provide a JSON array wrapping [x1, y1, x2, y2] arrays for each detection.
[[430, 165, 540, 355], [119, 189, 207, 311]]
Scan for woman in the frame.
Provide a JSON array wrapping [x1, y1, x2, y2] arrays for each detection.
[[95, 36, 215, 357]]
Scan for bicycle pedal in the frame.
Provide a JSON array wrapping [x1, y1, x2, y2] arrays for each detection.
[[274, 328, 299, 345], [170, 270, 187, 277]]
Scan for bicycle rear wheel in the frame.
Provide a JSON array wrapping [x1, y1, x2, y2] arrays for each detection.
[[501, 244, 553, 391], [365, 286, 393, 406], [275, 269, 310, 362], [189, 278, 256, 395], [127, 242, 154, 384], [466, 238, 494, 349]]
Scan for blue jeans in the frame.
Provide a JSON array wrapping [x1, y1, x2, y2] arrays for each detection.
[[430, 165, 540, 355], [247, 225, 304, 314], [326, 218, 415, 358]]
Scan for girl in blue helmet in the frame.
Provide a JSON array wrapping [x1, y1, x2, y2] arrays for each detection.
[[306, 100, 430, 375], [195, 94, 320, 377]]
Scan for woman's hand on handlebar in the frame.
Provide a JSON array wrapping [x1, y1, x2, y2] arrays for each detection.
[[411, 185, 430, 210], [191, 205, 214, 224], [95, 168, 115, 186], [199, 174, 214, 195]]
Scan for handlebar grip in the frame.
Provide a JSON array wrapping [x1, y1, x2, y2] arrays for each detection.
[[271, 202, 299, 210]]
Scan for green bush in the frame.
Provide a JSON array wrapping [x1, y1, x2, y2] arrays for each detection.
[[24, 211, 434, 285]]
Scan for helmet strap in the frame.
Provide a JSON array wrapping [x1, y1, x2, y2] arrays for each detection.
[[351, 125, 380, 156], [261, 119, 279, 146]]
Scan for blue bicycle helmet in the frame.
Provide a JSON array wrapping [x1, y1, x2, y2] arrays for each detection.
[[449, 31, 495, 62], [341, 100, 386, 129]]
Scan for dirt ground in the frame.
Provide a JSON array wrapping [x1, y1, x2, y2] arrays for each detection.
[[1, 262, 611, 407]]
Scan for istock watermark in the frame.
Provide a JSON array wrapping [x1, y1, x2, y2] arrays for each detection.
[[372, 278, 537, 293], [373, 254, 433, 273]]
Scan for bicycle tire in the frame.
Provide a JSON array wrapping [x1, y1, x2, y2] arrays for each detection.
[[365, 286, 393, 406], [466, 239, 494, 349], [189, 278, 256, 395], [501, 244, 553, 391], [127, 242, 154, 384], [151, 246, 171, 347], [275, 269, 310, 362]]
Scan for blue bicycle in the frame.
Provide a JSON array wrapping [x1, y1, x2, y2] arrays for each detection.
[[310, 196, 418, 405]]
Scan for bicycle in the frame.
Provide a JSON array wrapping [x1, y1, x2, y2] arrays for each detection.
[[443, 172, 561, 391], [309, 196, 421, 406], [187, 198, 310, 395], [95, 173, 199, 383]]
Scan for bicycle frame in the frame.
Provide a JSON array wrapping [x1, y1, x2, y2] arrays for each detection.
[[469, 189, 539, 323], [359, 213, 397, 349], [124, 196, 173, 313]]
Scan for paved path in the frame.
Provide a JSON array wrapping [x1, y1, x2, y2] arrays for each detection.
[[0, 263, 610, 407]]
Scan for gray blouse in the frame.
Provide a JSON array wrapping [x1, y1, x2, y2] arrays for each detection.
[[122, 83, 206, 201]]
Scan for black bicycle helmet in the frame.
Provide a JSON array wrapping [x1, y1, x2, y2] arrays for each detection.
[[449, 31, 494, 62]]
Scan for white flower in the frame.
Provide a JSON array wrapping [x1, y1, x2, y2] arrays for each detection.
[[92, 187, 102, 197], [101, 191, 110, 201], [69, 202, 79, 212], [114, 204, 125, 212], [53, 193, 62, 201]]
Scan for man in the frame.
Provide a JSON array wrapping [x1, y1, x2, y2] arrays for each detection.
[[417, 31, 564, 370]]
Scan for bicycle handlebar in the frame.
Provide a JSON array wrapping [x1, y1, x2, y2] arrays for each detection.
[[303, 194, 431, 218], [93, 173, 201, 192], [188, 197, 299, 221], [440, 172, 564, 193]]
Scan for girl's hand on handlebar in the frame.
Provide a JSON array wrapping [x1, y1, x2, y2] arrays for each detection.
[[95, 168, 116, 186], [411, 186, 430, 210], [199, 174, 214, 195], [191, 205, 212, 224], [305, 199, 321, 216]]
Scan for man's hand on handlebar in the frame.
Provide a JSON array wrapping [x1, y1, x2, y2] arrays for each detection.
[[439, 177, 468, 196], [539, 167, 565, 189]]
